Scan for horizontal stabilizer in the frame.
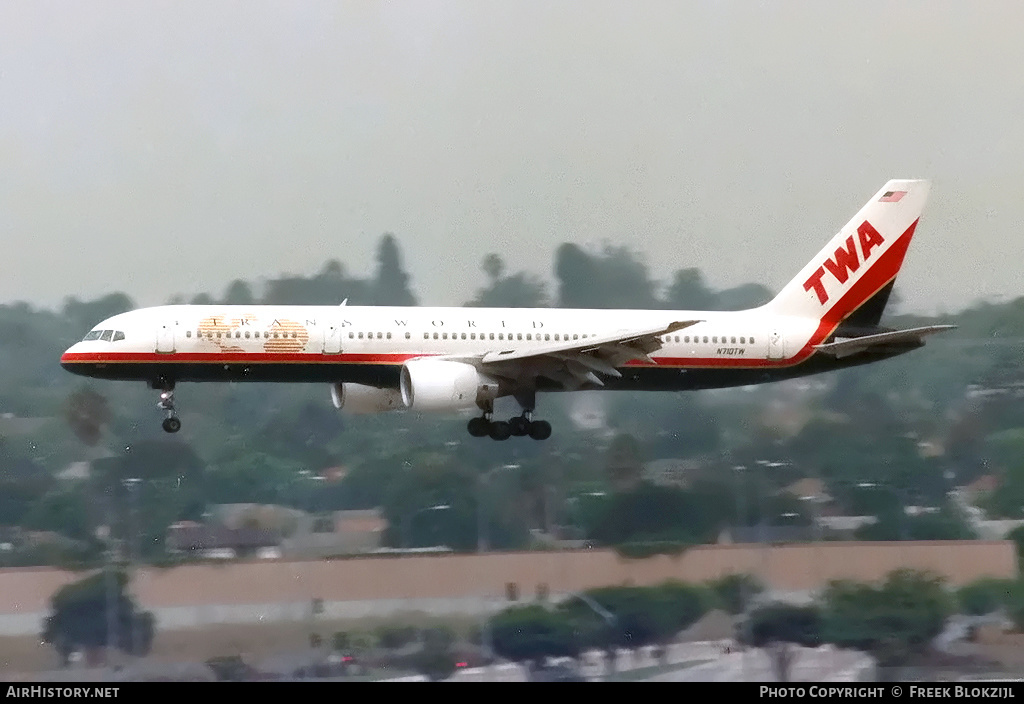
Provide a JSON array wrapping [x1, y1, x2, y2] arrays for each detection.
[[813, 325, 956, 358]]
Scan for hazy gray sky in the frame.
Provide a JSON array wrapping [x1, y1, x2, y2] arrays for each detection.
[[2, 1, 1023, 315]]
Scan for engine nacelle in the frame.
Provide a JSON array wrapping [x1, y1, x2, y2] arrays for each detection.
[[400, 359, 500, 412], [330, 383, 404, 414]]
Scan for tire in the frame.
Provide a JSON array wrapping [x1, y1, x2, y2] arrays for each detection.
[[467, 417, 490, 437], [528, 420, 551, 440], [489, 421, 512, 440], [509, 416, 530, 436], [162, 417, 181, 433]]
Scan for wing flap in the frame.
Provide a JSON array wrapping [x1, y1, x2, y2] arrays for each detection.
[[813, 325, 956, 358], [479, 320, 700, 365]]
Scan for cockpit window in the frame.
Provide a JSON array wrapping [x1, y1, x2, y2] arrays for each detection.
[[113, 331, 125, 342], [82, 330, 102, 341], [100, 330, 114, 342]]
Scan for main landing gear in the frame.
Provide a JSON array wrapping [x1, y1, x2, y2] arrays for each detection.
[[153, 379, 181, 433], [467, 395, 552, 441]]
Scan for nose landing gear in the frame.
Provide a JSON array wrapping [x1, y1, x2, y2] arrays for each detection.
[[156, 385, 181, 433]]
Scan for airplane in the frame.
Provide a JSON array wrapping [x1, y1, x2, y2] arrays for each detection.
[[60, 178, 954, 441]]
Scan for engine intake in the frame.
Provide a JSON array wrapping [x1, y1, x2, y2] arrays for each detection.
[[400, 359, 500, 412], [330, 383, 404, 414]]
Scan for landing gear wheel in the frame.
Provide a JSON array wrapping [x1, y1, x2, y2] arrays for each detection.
[[528, 420, 552, 440], [489, 420, 512, 441], [467, 417, 490, 437], [162, 417, 181, 433], [509, 416, 530, 436]]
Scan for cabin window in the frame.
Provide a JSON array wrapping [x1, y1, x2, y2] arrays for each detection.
[[489, 333, 495, 340], [731, 336, 736, 344], [750, 337, 755, 344], [357, 332, 363, 339], [217, 332, 223, 339], [573, 334, 578, 340], [387, 332, 392, 339], [433, 332, 438, 339], [526, 333, 532, 340], [554, 334, 559, 341], [185, 331, 192, 338], [740, 336, 746, 344], [544, 334, 550, 341], [377, 332, 383, 339], [244, 331, 250, 339], [461, 333, 466, 340], [702, 336, 708, 343], [498, 333, 504, 340], [348, 332, 354, 339]]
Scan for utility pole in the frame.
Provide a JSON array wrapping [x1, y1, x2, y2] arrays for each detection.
[[103, 489, 118, 673], [123, 478, 141, 657]]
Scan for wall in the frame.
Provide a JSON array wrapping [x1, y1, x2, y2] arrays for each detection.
[[0, 540, 1015, 635]]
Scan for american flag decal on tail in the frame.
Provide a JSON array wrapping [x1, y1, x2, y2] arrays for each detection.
[[879, 190, 906, 202]]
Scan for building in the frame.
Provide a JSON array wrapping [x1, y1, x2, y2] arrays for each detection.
[[165, 521, 281, 560], [279, 508, 388, 558]]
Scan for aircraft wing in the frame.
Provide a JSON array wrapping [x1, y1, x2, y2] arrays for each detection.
[[812, 325, 956, 359], [472, 319, 702, 389]]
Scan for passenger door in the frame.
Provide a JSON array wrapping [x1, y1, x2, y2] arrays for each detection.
[[766, 330, 785, 360], [156, 323, 176, 354], [323, 324, 343, 354]]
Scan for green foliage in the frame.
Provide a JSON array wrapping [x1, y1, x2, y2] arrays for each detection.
[[1003, 581, 1024, 631], [957, 577, 1018, 616], [491, 604, 581, 662], [739, 602, 823, 647], [555, 581, 709, 652], [705, 573, 765, 615], [820, 569, 952, 667], [590, 481, 732, 547], [332, 631, 351, 652], [41, 569, 155, 665], [375, 624, 419, 650], [63, 386, 111, 447], [1007, 525, 1024, 564], [407, 648, 458, 681]]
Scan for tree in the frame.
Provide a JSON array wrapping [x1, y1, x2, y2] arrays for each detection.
[[957, 577, 1017, 616], [372, 234, 417, 306], [606, 433, 643, 492], [491, 604, 580, 667], [222, 279, 255, 305], [468, 254, 548, 308], [706, 574, 765, 615], [820, 569, 952, 677], [41, 570, 154, 666], [62, 293, 134, 337], [739, 602, 822, 682], [63, 386, 111, 447], [482, 253, 505, 283]]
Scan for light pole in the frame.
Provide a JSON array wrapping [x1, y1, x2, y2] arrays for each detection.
[[402, 504, 450, 549], [122, 477, 142, 657], [477, 464, 518, 664]]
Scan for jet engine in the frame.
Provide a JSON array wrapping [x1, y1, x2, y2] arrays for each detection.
[[330, 383, 404, 414], [400, 359, 500, 412]]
